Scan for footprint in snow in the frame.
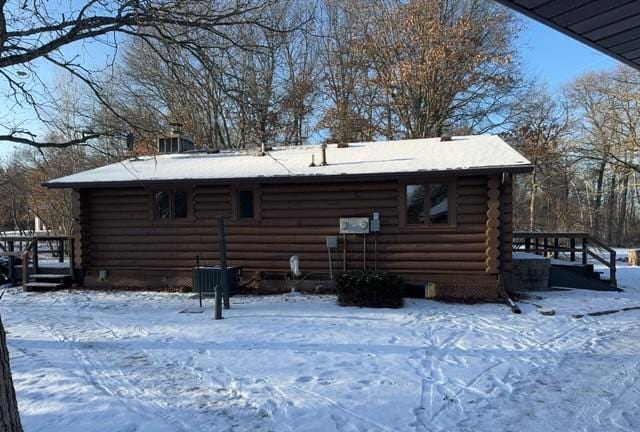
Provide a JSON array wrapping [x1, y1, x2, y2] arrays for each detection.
[[389, 336, 399, 344], [295, 375, 314, 383]]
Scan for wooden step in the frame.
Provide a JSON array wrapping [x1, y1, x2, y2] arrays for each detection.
[[29, 274, 72, 281], [549, 266, 619, 292], [29, 274, 72, 289], [24, 282, 64, 292]]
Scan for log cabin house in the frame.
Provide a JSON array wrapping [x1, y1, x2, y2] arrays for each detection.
[[45, 135, 532, 299]]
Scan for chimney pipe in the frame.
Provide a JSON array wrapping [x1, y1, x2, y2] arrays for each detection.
[[309, 154, 316, 167], [320, 144, 328, 166]]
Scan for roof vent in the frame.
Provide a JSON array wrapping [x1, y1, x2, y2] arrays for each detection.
[[320, 144, 328, 166], [440, 134, 452, 142]]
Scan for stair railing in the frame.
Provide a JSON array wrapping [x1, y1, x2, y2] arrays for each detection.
[[21, 239, 36, 289], [1, 236, 74, 288]]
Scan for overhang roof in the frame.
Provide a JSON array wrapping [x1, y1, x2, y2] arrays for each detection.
[[495, 0, 640, 71], [45, 135, 532, 189]]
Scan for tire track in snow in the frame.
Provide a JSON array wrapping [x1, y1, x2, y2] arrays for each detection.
[[28, 296, 270, 432], [24, 305, 187, 431]]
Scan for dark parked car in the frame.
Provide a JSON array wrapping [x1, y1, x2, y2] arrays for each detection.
[[0, 256, 8, 284], [0, 255, 21, 285]]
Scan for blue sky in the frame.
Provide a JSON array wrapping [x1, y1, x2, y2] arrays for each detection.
[[0, 14, 618, 159], [518, 19, 615, 90]]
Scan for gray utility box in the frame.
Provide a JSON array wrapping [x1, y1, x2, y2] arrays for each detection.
[[326, 236, 338, 248], [192, 266, 241, 295], [339, 217, 370, 234]]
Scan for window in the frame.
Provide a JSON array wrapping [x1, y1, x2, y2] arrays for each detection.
[[152, 190, 191, 221], [402, 181, 454, 228], [180, 138, 194, 152], [174, 191, 188, 218], [231, 185, 260, 222], [406, 185, 425, 224], [429, 183, 449, 225], [154, 191, 171, 220], [238, 190, 254, 219]]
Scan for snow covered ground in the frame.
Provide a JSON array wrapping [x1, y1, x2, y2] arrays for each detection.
[[2, 262, 640, 432]]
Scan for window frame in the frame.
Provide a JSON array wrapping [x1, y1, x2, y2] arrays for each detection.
[[149, 188, 193, 223], [231, 184, 261, 223], [399, 178, 457, 230]]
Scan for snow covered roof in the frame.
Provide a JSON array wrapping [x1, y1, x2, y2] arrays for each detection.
[[46, 135, 532, 188]]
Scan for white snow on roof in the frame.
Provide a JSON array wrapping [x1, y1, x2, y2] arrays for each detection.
[[47, 135, 531, 186]]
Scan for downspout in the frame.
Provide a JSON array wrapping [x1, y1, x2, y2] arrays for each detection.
[[498, 172, 521, 314]]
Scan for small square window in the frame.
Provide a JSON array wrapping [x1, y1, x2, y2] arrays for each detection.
[[403, 181, 453, 228], [153, 190, 190, 221], [181, 138, 193, 152], [238, 190, 254, 219]]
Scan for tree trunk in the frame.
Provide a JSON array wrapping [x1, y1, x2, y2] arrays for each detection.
[[0, 315, 22, 432], [607, 172, 617, 244], [529, 167, 537, 231], [593, 160, 606, 236], [617, 172, 629, 246]]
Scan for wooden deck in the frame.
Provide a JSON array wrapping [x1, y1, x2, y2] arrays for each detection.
[[0, 234, 74, 290], [513, 232, 617, 289]]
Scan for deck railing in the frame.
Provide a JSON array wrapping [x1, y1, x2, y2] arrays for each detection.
[[513, 232, 617, 289], [0, 235, 74, 288]]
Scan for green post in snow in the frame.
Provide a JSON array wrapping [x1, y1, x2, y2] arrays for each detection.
[[218, 216, 230, 310]]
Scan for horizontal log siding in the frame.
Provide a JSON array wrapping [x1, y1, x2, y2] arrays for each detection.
[[82, 175, 502, 288]]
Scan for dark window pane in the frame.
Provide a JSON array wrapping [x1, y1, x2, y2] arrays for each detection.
[[174, 191, 188, 218], [171, 137, 178, 152], [181, 139, 193, 152], [154, 191, 170, 220], [429, 183, 449, 225], [159, 139, 166, 153], [238, 190, 254, 219], [406, 185, 424, 225]]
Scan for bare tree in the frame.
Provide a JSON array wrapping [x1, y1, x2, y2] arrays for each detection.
[[567, 66, 640, 242], [318, 0, 378, 144], [361, 0, 523, 138], [504, 84, 569, 231], [0, 0, 291, 149]]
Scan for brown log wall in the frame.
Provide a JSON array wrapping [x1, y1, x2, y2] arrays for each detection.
[[78, 175, 512, 291]]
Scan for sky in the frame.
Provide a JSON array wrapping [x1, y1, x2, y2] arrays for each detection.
[[0, 13, 620, 160], [518, 19, 616, 91]]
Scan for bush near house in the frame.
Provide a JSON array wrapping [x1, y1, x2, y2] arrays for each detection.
[[336, 271, 405, 308]]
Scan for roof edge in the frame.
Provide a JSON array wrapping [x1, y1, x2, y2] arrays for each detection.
[[44, 164, 534, 189], [493, 0, 640, 71]]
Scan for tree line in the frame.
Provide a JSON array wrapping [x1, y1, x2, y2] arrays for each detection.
[[508, 66, 640, 245]]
